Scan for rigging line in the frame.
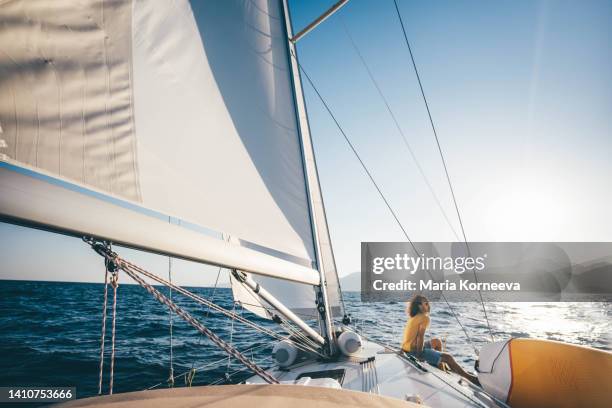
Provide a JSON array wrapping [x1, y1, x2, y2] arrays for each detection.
[[118, 261, 279, 384], [392, 0, 494, 341], [293, 50, 412, 243], [205, 267, 223, 318], [108, 271, 119, 395], [168, 255, 174, 387], [97, 268, 109, 395], [168, 217, 175, 387], [114, 254, 324, 356], [339, 17, 461, 241], [145, 342, 271, 390], [227, 301, 237, 372], [121, 261, 278, 337], [280, 320, 321, 352], [192, 266, 222, 376], [86, 244, 320, 360], [251, 295, 321, 354], [208, 356, 274, 386], [275, 312, 324, 354], [293, 51, 478, 350]]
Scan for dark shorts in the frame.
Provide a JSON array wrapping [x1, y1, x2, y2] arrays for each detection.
[[406, 348, 442, 366]]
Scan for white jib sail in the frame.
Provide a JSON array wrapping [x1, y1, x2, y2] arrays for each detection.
[[230, 272, 273, 320], [232, 0, 345, 319]]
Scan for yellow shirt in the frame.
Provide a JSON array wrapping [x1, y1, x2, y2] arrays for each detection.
[[401, 313, 430, 352]]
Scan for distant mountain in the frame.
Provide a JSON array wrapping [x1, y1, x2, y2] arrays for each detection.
[[339, 271, 360, 292]]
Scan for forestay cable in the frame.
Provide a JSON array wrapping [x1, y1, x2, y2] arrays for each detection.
[[392, 0, 494, 341]]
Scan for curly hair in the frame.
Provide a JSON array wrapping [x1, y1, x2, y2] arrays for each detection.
[[407, 294, 429, 317]]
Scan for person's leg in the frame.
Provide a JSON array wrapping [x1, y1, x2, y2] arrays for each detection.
[[439, 353, 480, 386]]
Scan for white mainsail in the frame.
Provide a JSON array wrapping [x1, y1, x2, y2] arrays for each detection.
[[0, 0, 343, 316]]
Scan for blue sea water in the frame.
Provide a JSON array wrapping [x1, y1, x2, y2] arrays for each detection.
[[0, 280, 610, 401]]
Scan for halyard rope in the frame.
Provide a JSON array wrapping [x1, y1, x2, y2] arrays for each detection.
[[168, 256, 174, 388], [113, 254, 324, 357], [109, 271, 119, 395], [226, 301, 237, 374], [97, 268, 109, 395]]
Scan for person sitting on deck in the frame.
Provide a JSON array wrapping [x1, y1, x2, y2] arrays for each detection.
[[401, 294, 480, 386]]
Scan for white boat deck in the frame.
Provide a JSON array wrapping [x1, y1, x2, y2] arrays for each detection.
[[58, 339, 507, 408], [246, 339, 504, 408]]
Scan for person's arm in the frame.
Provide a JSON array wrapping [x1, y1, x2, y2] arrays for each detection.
[[414, 315, 430, 358], [415, 323, 427, 356]]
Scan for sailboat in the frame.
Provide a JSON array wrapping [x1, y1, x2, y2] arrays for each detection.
[[1, 1, 610, 407]]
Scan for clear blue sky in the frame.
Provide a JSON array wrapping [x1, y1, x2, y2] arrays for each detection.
[[1, 0, 611, 285]]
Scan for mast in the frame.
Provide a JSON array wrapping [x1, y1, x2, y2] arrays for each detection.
[[281, 0, 338, 355]]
